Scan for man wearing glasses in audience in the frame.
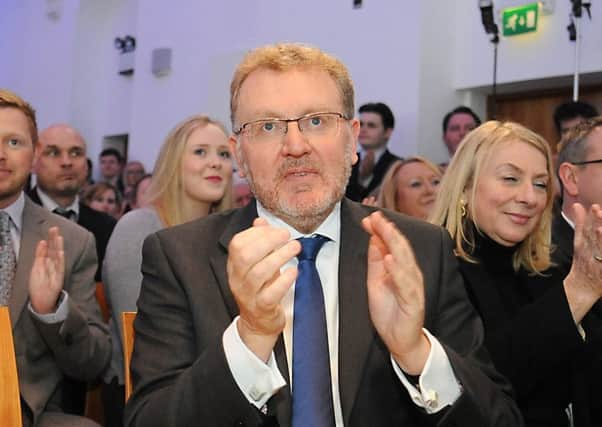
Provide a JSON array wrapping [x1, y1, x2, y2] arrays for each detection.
[[125, 43, 522, 427], [555, 117, 602, 277]]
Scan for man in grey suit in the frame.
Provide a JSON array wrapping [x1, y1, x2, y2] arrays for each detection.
[[0, 89, 111, 426], [125, 44, 522, 426]]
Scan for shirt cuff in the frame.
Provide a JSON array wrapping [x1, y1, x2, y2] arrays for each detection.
[[222, 316, 287, 409], [392, 328, 462, 413], [28, 290, 69, 323]]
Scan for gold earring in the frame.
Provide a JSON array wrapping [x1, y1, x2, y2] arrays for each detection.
[[460, 199, 467, 217]]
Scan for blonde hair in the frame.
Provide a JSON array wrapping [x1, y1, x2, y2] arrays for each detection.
[[430, 121, 554, 273], [378, 157, 442, 212], [0, 88, 38, 143], [230, 43, 354, 126], [145, 115, 232, 227]]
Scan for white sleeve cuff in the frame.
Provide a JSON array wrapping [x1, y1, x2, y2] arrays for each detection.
[[28, 290, 69, 323], [222, 316, 287, 409], [392, 328, 462, 413]]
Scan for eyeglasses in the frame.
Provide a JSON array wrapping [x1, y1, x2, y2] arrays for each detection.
[[571, 158, 602, 166], [233, 112, 349, 143]]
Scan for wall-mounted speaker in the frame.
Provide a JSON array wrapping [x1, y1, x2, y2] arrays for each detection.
[[152, 48, 172, 77]]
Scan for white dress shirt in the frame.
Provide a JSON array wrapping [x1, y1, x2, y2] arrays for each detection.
[[36, 188, 80, 221], [223, 201, 461, 425]]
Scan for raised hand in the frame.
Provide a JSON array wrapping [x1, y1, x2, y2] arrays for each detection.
[[227, 217, 301, 361], [564, 203, 602, 323], [361, 211, 430, 375], [29, 226, 65, 315]]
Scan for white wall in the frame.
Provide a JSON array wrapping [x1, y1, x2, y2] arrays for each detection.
[[1, 0, 80, 126], [1, 0, 601, 171], [455, 0, 602, 89], [128, 0, 423, 167]]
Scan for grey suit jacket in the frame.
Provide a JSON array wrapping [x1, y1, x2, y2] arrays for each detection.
[[9, 197, 111, 424], [125, 199, 522, 427]]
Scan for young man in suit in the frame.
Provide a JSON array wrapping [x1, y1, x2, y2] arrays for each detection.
[[125, 43, 522, 427], [0, 90, 110, 426], [441, 106, 481, 158], [29, 124, 116, 282], [345, 102, 401, 201]]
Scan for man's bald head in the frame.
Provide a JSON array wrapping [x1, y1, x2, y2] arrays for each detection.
[[35, 124, 88, 205]]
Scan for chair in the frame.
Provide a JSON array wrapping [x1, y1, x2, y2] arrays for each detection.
[[95, 281, 111, 323], [122, 311, 137, 401], [0, 306, 22, 426]]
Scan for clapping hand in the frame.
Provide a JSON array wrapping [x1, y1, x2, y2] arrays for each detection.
[[227, 217, 301, 362], [29, 227, 65, 315], [361, 211, 430, 375], [563, 203, 602, 323]]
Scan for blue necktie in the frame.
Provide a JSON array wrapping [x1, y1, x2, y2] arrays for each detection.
[[292, 235, 335, 427]]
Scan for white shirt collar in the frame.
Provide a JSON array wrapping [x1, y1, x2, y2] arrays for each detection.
[[36, 188, 80, 216], [255, 200, 341, 243], [561, 210, 575, 230], [359, 144, 387, 164]]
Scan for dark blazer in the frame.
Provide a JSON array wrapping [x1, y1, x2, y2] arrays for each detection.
[[345, 149, 401, 201], [550, 212, 602, 426], [28, 187, 116, 281], [125, 199, 521, 427], [11, 197, 111, 425], [551, 213, 573, 278]]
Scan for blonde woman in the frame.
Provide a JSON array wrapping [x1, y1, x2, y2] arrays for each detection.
[[430, 121, 602, 427], [100, 115, 233, 423], [376, 157, 442, 220]]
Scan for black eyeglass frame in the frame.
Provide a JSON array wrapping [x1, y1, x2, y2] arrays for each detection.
[[233, 111, 350, 136], [571, 159, 602, 166]]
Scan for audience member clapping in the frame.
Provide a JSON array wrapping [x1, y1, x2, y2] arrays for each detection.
[[430, 120, 602, 426]]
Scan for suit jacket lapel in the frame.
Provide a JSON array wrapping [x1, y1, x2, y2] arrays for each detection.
[[209, 202, 292, 425], [10, 198, 47, 329], [338, 199, 375, 425]]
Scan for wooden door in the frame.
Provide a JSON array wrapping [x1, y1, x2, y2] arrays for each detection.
[[488, 85, 602, 152]]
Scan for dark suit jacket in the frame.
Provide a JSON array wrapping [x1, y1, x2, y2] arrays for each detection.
[[10, 197, 111, 425], [549, 212, 602, 426], [28, 187, 116, 281], [551, 213, 573, 278], [125, 199, 521, 427], [345, 149, 401, 201]]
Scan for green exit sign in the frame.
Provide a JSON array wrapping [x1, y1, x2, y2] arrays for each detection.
[[502, 3, 539, 36]]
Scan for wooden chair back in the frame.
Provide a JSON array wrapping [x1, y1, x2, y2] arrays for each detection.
[[122, 311, 137, 401], [0, 306, 22, 426], [95, 282, 110, 322]]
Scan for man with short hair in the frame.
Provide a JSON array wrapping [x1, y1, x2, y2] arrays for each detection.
[[554, 116, 602, 426], [554, 117, 602, 276], [29, 124, 116, 282], [345, 102, 401, 201], [0, 89, 110, 426], [553, 101, 599, 139], [442, 106, 481, 157], [99, 148, 124, 193], [125, 44, 521, 427], [122, 160, 146, 211]]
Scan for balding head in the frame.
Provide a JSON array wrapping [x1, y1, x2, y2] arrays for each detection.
[[35, 124, 88, 206]]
